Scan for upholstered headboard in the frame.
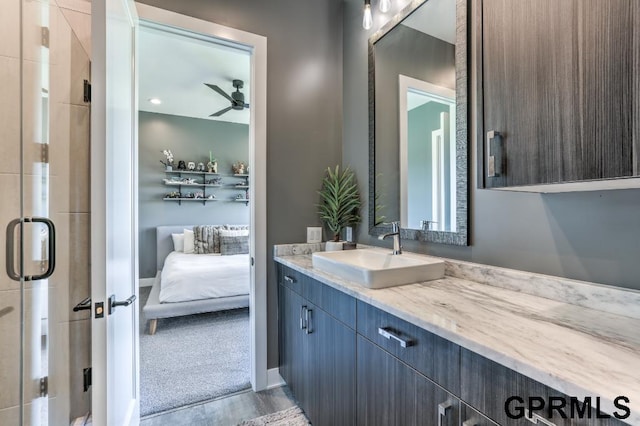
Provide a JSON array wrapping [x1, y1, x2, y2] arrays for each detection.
[[156, 225, 193, 271]]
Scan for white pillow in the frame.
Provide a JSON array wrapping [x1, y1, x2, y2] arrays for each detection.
[[171, 233, 184, 252], [183, 229, 195, 254], [219, 228, 249, 237]]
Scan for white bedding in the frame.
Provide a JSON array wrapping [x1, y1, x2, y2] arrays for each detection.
[[159, 251, 250, 303]]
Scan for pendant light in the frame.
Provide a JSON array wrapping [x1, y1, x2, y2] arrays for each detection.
[[363, 0, 373, 30], [379, 0, 391, 13]]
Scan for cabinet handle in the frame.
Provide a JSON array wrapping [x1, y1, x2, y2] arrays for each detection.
[[284, 275, 296, 284], [438, 400, 452, 426], [526, 413, 556, 426], [486, 130, 502, 177], [300, 305, 307, 330], [305, 308, 313, 334], [462, 420, 479, 426], [378, 327, 413, 348]]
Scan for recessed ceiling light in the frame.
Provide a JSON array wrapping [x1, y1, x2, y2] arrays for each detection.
[[149, 98, 162, 105]]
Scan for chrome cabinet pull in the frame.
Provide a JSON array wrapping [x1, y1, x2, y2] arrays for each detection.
[[5, 217, 56, 281], [284, 275, 296, 284], [305, 308, 313, 334], [486, 130, 502, 177], [300, 305, 307, 330], [378, 327, 413, 348], [526, 413, 556, 426], [438, 400, 452, 426]]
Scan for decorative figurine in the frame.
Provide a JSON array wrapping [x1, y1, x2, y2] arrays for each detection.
[[207, 151, 218, 174], [232, 161, 247, 175], [187, 161, 196, 171], [197, 162, 206, 172], [177, 160, 187, 170]]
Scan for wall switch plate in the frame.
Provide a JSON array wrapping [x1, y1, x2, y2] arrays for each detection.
[[307, 227, 322, 243]]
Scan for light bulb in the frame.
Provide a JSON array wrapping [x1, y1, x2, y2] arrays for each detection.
[[379, 0, 391, 13], [363, 4, 373, 30]]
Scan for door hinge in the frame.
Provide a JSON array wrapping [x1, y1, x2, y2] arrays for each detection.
[[41, 27, 50, 48], [40, 376, 48, 397], [83, 80, 91, 103], [40, 143, 49, 164], [83, 367, 92, 392]]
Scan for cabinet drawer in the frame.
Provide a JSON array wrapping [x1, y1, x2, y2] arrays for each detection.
[[278, 264, 306, 294], [460, 348, 630, 426], [279, 264, 356, 329], [357, 300, 460, 394]]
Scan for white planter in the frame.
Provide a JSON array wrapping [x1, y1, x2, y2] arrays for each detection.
[[324, 241, 344, 251], [165, 165, 173, 172]]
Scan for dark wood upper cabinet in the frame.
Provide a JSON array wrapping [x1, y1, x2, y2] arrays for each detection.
[[478, 0, 640, 190]]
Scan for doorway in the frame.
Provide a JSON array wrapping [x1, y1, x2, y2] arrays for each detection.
[[134, 3, 268, 417]]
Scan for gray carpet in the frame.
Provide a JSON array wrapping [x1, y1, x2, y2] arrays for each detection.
[[139, 287, 251, 417], [238, 406, 310, 426]]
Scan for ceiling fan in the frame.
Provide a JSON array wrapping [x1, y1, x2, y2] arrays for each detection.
[[204, 79, 250, 117]]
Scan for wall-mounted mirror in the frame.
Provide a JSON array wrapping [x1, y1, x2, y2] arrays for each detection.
[[369, 0, 468, 245]]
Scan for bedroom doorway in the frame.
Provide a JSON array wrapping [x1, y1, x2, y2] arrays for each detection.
[[134, 4, 268, 418]]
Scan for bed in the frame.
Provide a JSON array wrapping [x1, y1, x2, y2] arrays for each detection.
[[142, 225, 250, 335]]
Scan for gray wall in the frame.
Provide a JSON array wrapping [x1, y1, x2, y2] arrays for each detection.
[[138, 111, 250, 278], [344, 0, 640, 291], [138, 0, 343, 368]]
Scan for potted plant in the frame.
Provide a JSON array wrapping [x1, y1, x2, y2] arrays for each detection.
[[317, 165, 361, 251], [160, 149, 174, 171]]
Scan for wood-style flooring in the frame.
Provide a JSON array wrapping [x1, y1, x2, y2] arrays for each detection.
[[140, 386, 297, 426]]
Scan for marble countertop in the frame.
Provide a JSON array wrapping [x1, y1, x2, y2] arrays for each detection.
[[274, 245, 640, 424]]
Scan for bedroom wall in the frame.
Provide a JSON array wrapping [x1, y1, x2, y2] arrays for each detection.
[[139, 111, 250, 278], [137, 0, 343, 369]]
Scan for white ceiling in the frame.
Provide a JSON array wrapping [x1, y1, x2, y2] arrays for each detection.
[[402, 0, 456, 45], [139, 25, 251, 125]]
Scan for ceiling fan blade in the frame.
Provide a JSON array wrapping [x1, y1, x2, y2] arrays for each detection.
[[209, 106, 233, 117], [204, 83, 234, 102], [243, 103, 250, 109]]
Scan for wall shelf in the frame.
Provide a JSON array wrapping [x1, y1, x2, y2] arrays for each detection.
[[162, 169, 249, 206]]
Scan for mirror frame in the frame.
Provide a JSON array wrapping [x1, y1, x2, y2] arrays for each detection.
[[368, 0, 469, 246]]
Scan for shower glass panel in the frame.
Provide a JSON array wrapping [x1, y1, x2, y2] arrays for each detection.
[[0, 0, 91, 424]]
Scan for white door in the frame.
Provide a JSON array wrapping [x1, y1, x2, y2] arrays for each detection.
[[91, 0, 139, 425]]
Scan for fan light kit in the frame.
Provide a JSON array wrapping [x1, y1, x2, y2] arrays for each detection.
[[204, 79, 250, 117], [148, 98, 162, 105], [363, 0, 392, 29]]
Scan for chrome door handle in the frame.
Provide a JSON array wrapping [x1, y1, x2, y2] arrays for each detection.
[[5, 217, 56, 281], [108, 294, 136, 315], [438, 400, 452, 426], [378, 327, 413, 347], [73, 297, 92, 312], [284, 275, 296, 284]]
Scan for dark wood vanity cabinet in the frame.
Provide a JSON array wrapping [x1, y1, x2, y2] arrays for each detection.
[[479, 0, 640, 189], [277, 265, 356, 426], [357, 335, 460, 426], [277, 263, 630, 426]]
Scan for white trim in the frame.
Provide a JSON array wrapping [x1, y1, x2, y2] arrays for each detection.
[[266, 368, 285, 389], [138, 277, 155, 288], [134, 3, 269, 392]]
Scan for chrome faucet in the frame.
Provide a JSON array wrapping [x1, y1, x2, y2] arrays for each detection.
[[378, 221, 402, 255]]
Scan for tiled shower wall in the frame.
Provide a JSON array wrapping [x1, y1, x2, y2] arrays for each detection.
[[0, 0, 92, 423]]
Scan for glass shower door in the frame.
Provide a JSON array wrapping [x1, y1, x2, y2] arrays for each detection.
[[1, 0, 92, 424]]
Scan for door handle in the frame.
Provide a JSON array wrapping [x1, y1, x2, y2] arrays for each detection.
[[305, 308, 312, 334], [5, 217, 56, 281], [73, 297, 92, 312], [300, 305, 307, 330], [108, 294, 136, 315], [438, 400, 452, 426]]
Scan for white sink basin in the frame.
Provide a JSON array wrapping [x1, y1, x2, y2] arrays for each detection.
[[312, 248, 445, 289]]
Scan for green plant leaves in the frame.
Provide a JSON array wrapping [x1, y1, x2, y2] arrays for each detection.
[[317, 165, 361, 241]]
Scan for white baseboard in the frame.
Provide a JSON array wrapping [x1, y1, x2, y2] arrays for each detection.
[[139, 277, 155, 288], [266, 368, 285, 389]]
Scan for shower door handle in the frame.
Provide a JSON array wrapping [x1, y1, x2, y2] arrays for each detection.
[[6, 217, 57, 281]]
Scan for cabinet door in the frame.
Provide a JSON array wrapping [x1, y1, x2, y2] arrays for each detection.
[[304, 303, 356, 426], [278, 285, 307, 408], [481, 0, 639, 188], [357, 336, 459, 426]]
